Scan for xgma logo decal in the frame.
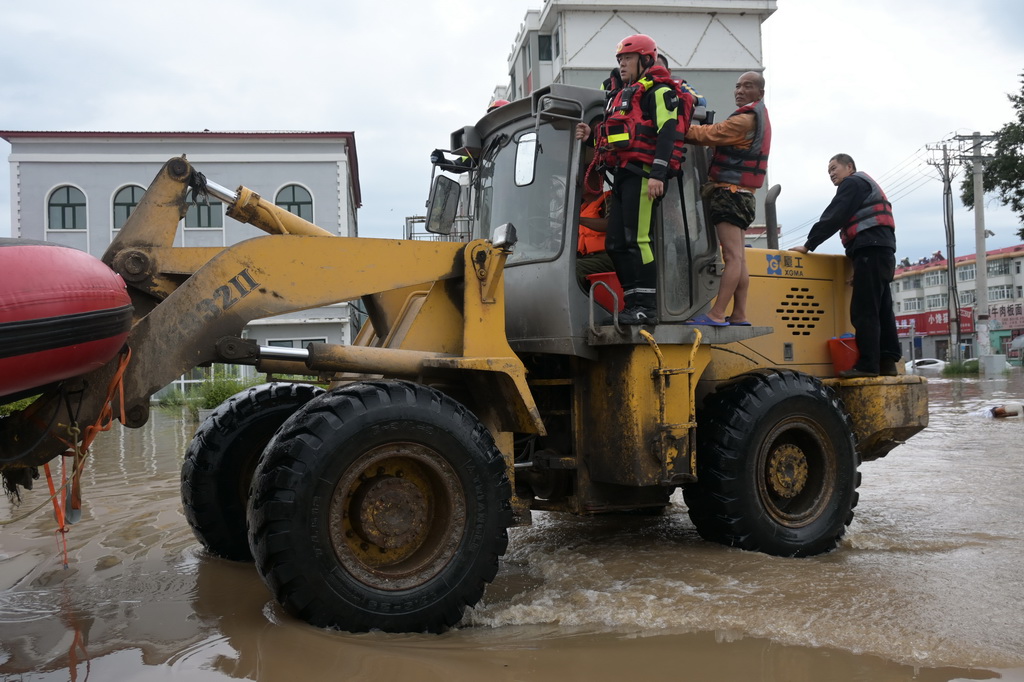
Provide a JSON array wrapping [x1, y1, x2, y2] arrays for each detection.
[[765, 253, 806, 277]]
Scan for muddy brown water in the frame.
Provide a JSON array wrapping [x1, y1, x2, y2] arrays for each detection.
[[2, 372, 1024, 681]]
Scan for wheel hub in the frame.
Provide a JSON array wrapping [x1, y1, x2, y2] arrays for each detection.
[[351, 476, 427, 549], [767, 444, 809, 498], [328, 442, 468, 589]]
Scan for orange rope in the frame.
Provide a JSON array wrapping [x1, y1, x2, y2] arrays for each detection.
[[79, 348, 132, 454], [43, 460, 70, 567], [582, 148, 604, 200], [42, 348, 132, 569], [69, 626, 91, 682]]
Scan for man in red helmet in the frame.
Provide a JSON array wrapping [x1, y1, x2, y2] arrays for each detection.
[[575, 34, 693, 325]]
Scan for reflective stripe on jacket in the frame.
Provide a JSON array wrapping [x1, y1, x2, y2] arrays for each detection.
[[598, 65, 693, 177], [840, 171, 895, 247]]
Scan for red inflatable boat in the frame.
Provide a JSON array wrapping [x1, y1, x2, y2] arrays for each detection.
[[0, 239, 133, 400]]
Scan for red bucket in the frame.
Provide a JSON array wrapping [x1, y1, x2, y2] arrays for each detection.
[[586, 271, 625, 312], [828, 336, 859, 375]]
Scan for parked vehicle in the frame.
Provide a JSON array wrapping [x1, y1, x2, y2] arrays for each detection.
[[906, 358, 947, 372], [963, 357, 1014, 372]]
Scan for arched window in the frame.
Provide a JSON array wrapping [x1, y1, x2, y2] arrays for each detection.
[[185, 199, 223, 228], [48, 186, 87, 230], [275, 184, 313, 222], [113, 185, 146, 229]]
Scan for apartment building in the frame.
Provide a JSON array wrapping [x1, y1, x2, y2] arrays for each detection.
[[891, 244, 1024, 362], [502, 0, 778, 238], [504, 0, 775, 117]]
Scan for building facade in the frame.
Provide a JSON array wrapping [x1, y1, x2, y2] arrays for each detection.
[[505, 0, 776, 111], [891, 244, 1024, 363], [502, 0, 778, 237], [1, 130, 363, 392]]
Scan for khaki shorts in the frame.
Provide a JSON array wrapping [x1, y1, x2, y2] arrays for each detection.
[[707, 186, 756, 230]]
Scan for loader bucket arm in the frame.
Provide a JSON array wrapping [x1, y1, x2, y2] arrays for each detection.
[[103, 156, 336, 304], [115, 234, 467, 420], [0, 157, 543, 478]]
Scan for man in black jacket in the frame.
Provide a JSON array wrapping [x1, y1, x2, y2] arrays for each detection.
[[792, 153, 901, 378]]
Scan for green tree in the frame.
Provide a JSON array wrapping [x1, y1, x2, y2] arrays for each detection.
[[960, 73, 1024, 241]]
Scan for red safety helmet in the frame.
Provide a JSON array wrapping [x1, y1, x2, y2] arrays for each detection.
[[615, 34, 658, 61], [487, 99, 510, 113]]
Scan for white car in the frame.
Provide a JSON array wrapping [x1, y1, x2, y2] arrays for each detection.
[[963, 357, 1014, 371], [905, 358, 946, 372]]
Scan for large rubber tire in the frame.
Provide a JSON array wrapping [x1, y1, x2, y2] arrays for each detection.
[[181, 382, 324, 561], [683, 369, 860, 557], [247, 380, 512, 633]]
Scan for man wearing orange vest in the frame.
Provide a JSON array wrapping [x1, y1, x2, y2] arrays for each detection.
[[683, 71, 771, 327], [575, 180, 613, 290], [792, 153, 900, 378]]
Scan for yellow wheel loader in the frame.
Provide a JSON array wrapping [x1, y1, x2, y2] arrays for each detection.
[[0, 84, 927, 633]]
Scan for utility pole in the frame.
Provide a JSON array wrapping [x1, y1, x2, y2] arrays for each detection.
[[955, 132, 998, 361], [926, 142, 961, 361]]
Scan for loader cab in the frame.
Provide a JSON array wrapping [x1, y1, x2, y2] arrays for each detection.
[[432, 84, 721, 359]]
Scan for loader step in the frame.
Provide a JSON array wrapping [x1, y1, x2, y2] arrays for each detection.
[[587, 324, 774, 346]]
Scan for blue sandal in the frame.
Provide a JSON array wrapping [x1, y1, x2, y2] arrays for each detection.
[[726, 317, 752, 326], [685, 314, 729, 327]]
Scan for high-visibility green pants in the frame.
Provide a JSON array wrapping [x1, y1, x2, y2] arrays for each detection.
[[607, 169, 658, 308]]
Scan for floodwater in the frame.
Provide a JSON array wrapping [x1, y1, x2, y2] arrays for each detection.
[[2, 372, 1024, 682]]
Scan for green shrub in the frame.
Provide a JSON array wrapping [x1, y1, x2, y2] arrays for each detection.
[[0, 396, 38, 417], [186, 373, 264, 419], [956, 357, 1012, 375], [157, 387, 186, 408]]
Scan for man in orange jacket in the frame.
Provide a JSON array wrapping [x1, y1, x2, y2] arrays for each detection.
[[575, 179, 613, 290], [683, 71, 771, 327]]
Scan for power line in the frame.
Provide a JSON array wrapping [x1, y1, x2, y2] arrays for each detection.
[[875, 146, 932, 186], [876, 145, 930, 181], [779, 149, 938, 249], [888, 172, 938, 203], [886, 168, 934, 199]]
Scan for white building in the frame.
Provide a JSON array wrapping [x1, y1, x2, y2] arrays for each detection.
[[1, 130, 363, 391], [505, 0, 775, 109], [502, 0, 778, 236], [892, 245, 1024, 363]]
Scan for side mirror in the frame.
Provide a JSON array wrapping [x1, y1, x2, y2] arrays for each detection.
[[426, 175, 460, 235], [514, 132, 537, 187]]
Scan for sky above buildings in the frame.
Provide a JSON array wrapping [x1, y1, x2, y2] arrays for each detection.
[[2, 0, 1023, 261]]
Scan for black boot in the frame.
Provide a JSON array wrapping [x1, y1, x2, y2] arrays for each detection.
[[879, 357, 900, 376], [601, 292, 658, 326], [617, 304, 658, 325], [839, 368, 879, 379]]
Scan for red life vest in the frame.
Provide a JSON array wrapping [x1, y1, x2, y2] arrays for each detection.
[[597, 65, 693, 176], [578, 191, 611, 255], [708, 99, 771, 189], [840, 172, 895, 247]]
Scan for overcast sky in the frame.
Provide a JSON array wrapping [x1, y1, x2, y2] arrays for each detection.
[[2, 0, 1023, 262]]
